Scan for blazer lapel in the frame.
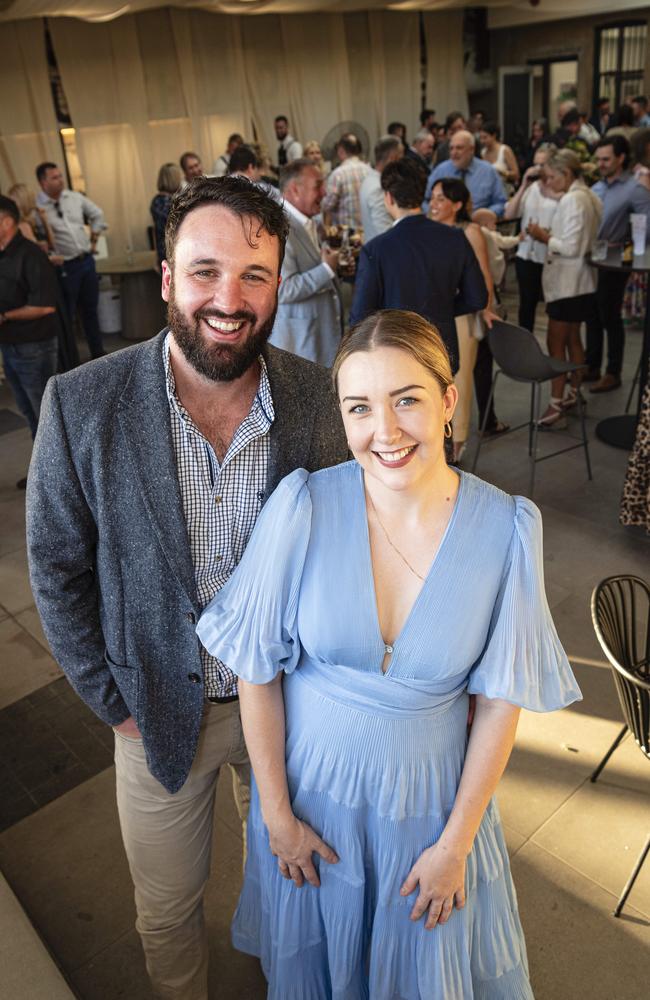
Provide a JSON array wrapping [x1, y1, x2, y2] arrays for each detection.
[[117, 331, 198, 608], [264, 346, 317, 494], [291, 217, 321, 266]]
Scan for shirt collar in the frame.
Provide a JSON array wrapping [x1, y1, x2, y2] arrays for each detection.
[[162, 331, 274, 431], [604, 171, 632, 187], [283, 198, 310, 228], [0, 230, 22, 256], [37, 189, 68, 207]]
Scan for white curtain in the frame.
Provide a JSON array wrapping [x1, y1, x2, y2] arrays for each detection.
[[423, 11, 468, 119], [49, 16, 152, 252], [5, 8, 468, 254], [0, 20, 61, 194]]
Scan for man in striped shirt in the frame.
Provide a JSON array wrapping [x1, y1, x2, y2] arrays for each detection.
[[322, 134, 372, 231]]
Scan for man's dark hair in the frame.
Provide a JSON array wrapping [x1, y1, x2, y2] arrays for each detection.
[[560, 108, 581, 128], [632, 95, 648, 110], [380, 158, 426, 208], [337, 134, 361, 157], [374, 135, 401, 167], [387, 121, 407, 137], [179, 151, 201, 172], [434, 177, 472, 223], [596, 134, 631, 168], [278, 157, 317, 192], [596, 96, 610, 109], [274, 115, 288, 125], [228, 133, 244, 145], [35, 161, 57, 184], [444, 110, 465, 130], [614, 104, 635, 127], [165, 175, 289, 268], [228, 145, 261, 175], [419, 108, 436, 126], [0, 195, 20, 225]]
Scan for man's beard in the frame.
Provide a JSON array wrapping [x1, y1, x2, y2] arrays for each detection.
[[167, 284, 277, 382]]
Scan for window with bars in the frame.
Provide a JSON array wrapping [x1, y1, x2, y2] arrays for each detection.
[[594, 21, 647, 108]]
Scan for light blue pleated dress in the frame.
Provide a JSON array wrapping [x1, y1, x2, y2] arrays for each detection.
[[197, 462, 581, 1000]]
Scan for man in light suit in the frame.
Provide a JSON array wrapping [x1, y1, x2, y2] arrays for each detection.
[[350, 158, 488, 372], [270, 158, 343, 367], [26, 176, 348, 1000], [359, 134, 403, 243]]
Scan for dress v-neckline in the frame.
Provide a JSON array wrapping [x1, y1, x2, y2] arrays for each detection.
[[358, 464, 465, 675]]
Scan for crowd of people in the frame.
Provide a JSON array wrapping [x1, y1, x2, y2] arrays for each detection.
[[1, 89, 647, 1000], [2, 95, 650, 476]]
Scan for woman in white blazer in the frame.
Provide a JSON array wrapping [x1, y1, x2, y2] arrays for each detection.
[[527, 150, 602, 427]]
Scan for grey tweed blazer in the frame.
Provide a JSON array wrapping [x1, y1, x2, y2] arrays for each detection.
[[26, 330, 348, 793]]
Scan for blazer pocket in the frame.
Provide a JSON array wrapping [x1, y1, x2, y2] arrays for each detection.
[[104, 650, 140, 719]]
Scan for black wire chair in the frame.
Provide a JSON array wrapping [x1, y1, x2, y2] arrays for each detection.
[[590, 575, 650, 918], [471, 320, 592, 497]]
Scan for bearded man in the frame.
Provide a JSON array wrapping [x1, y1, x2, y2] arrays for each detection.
[[26, 176, 347, 1000]]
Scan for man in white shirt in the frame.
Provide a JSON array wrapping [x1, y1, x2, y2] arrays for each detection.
[[271, 159, 342, 367], [36, 161, 107, 359], [274, 116, 303, 169], [212, 134, 244, 177], [359, 135, 403, 242], [321, 134, 371, 230]]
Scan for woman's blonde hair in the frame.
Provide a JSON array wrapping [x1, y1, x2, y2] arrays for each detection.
[[332, 310, 453, 394], [7, 183, 36, 221], [547, 148, 582, 179], [157, 162, 182, 195]]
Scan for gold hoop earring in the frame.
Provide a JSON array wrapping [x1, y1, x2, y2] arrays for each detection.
[[444, 421, 453, 439]]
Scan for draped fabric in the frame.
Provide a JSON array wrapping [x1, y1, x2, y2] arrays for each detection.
[[0, 20, 60, 193], [3, 8, 467, 255]]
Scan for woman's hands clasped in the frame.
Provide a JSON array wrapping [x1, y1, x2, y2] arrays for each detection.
[[268, 813, 339, 888], [400, 841, 467, 930]]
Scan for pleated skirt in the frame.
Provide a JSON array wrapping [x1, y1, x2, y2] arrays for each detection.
[[232, 671, 534, 1000]]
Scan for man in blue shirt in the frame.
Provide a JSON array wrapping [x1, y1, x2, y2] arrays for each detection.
[[423, 130, 506, 217], [586, 135, 650, 392]]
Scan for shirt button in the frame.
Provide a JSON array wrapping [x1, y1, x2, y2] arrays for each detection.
[[187, 672, 202, 684], [214, 496, 222, 505], [216, 554, 222, 561], [186, 612, 196, 624], [385, 644, 394, 654]]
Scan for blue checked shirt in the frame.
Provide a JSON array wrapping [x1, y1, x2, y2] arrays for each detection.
[[163, 334, 274, 699]]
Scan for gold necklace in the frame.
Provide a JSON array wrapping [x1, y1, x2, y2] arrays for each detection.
[[366, 492, 425, 582]]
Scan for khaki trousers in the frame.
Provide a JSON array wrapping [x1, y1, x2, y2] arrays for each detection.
[[114, 700, 250, 1000]]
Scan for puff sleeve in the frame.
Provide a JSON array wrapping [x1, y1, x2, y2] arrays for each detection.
[[467, 496, 582, 711], [196, 468, 311, 684]]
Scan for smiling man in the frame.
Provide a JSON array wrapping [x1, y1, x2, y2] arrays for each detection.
[[26, 176, 348, 1000]]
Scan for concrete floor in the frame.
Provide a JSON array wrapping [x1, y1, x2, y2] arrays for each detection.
[[0, 289, 648, 999]]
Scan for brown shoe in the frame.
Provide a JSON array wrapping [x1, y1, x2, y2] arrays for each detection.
[[582, 368, 601, 383], [589, 374, 622, 394]]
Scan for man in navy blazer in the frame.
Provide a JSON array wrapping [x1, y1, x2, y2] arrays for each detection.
[[350, 158, 487, 372], [26, 177, 348, 998]]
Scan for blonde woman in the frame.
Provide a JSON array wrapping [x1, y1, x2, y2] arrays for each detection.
[[303, 140, 329, 177], [527, 149, 602, 426], [8, 182, 55, 250], [198, 309, 581, 999], [150, 163, 182, 268]]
